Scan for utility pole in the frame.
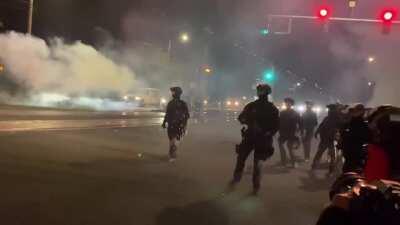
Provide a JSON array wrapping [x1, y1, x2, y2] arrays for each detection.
[[27, 0, 33, 34]]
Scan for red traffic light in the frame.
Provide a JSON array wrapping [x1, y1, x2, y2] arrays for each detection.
[[319, 9, 328, 17], [384, 11, 394, 21], [380, 8, 397, 23], [317, 6, 332, 20]]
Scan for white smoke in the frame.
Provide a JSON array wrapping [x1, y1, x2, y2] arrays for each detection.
[[24, 93, 139, 111], [0, 32, 137, 96]]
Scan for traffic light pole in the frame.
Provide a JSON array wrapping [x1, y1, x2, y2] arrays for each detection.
[[27, 0, 34, 34], [268, 14, 400, 24]]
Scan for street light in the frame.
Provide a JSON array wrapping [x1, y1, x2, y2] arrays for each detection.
[[168, 32, 191, 61], [180, 33, 190, 43], [368, 56, 376, 63]]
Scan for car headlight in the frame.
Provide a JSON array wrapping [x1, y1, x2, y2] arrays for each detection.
[[313, 106, 322, 114], [296, 105, 306, 113]]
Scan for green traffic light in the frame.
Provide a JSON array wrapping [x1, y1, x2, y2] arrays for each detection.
[[260, 28, 269, 36], [262, 69, 276, 83]]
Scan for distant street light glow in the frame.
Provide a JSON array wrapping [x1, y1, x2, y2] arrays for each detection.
[[368, 57, 375, 63], [204, 68, 212, 74], [180, 33, 190, 43]]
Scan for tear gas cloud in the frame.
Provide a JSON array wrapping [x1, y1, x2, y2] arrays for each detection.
[[0, 32, 138, 94], [0, 32, 139, 110], [25, 93, 139, 111]]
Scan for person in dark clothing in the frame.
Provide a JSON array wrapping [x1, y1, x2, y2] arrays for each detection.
[[302, 101, 319, 162], [312, 104, 342, 176], [162, 87, 190, 161], [340, 104, 370, 173], [229, 84, 279, 195], [278, 98, 303, 168]]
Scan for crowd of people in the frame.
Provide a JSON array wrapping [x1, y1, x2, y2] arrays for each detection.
[[161, 84, 399, 198]]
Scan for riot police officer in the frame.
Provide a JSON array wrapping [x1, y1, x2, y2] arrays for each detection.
[[162, 87, 190, 161], [302, 101, 318, 162], [312, 104, 342, 176], [340, 103, 369, 173], [229, 84, 279, 195], [278, 98, 303, 168]]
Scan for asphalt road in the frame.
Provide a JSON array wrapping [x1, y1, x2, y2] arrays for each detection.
[[0, 107, 332, 225], [0, 106, 164, 131]]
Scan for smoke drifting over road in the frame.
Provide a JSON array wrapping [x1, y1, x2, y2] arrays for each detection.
[[0, 32, 138, 97]]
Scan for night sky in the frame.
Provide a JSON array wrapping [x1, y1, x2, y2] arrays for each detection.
[[1, 0, 399, 103]]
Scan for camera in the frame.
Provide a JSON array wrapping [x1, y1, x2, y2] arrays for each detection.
[[317, 106, 400, 225], [317, 173, 400, 225]]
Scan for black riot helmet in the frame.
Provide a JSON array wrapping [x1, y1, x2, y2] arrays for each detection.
[[284, 97, 295, 106], [256, 83, 272, 98], [170, 87, 183, 99]]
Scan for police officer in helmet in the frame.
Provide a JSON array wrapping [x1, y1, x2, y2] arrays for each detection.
[[340, 103, 369, 173], [278, 97, 303, 168], [229, 83, 279, 195], [162, 87, 190, 161], [312, 104, 341, 176]]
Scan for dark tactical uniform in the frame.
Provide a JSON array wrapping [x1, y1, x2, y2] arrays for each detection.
[[302, 109, 318, 160], [279, 109, 303, 166], [340, 116, 370, 173], [163, 98, 190, 158], [312, 112, 341, 174], [232, 97, 279, 191]]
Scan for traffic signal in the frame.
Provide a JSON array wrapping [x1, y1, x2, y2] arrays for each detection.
[[380, 8, 397, 34], [317, 6, 332, 20], [380, 8, 397, 24], [259, 28, 270, 36], [262, 69, 276, 84]]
